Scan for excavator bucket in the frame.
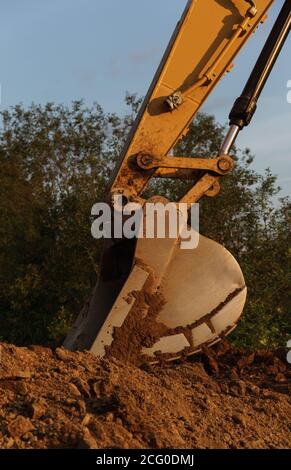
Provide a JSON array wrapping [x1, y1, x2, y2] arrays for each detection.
[[64, 0, 274, 362], [88, 233, 245, 361]]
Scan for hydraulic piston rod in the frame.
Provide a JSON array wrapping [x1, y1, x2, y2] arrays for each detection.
[[220, 0, 291, 155]]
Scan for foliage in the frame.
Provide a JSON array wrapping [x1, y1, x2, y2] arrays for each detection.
[[0, 98, 289, 348]]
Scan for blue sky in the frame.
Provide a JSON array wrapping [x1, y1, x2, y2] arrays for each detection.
[[0, 0, 290, 196]]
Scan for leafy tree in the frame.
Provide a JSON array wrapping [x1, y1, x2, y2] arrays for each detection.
[[0, 101, 109, 344], [0, 98, 289, 349]]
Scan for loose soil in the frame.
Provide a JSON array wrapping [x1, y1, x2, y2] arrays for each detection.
[[0, 341, 290, 449]]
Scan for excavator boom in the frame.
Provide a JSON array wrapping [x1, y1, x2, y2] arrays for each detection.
[[109, 0, 273, 197]]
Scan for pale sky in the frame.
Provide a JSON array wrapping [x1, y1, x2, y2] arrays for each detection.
[[0, 0, 290, 196]]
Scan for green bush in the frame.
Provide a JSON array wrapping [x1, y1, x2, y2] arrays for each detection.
[[0, 98, 290, 348]]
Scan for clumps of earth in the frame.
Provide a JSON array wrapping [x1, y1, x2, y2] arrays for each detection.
[[0, 341, 290, 449]]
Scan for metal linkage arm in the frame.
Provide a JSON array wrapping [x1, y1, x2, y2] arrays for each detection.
[[136, 153, 234, 175]]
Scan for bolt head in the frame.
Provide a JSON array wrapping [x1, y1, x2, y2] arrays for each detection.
[[248, 7, 257, 18], [140, 154, 153, 167], [218, 158, 231, 172]]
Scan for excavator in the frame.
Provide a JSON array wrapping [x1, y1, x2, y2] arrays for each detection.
[[64, 0, 291, 363]]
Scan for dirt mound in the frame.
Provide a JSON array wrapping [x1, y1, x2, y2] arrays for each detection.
[[0, 342, 290, 449]]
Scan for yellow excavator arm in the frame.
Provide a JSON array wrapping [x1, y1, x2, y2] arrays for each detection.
[[64, 0, 290, 364], [109, 0, 273, 198]]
